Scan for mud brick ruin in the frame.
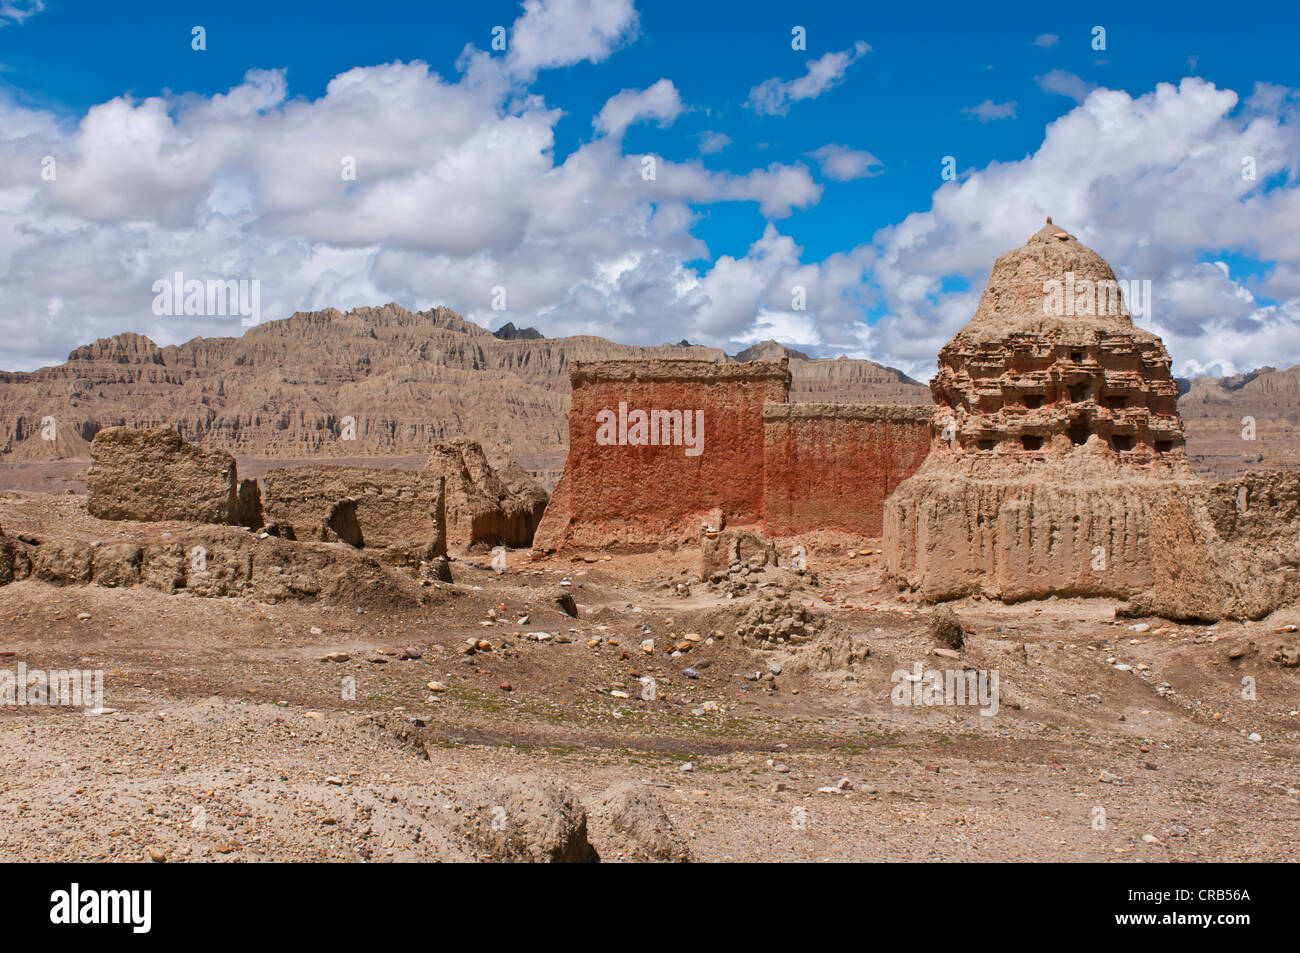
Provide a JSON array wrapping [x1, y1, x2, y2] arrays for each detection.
[[534, 358, 933, 549], [2, 420, 561, 606], [424, 438, 547, 549], [88, 425, 261, 527], [883, 219, 1300, 619], [261, 465, 447, 554], [536, 359, 789, 550], [763, 403, 931, 537]]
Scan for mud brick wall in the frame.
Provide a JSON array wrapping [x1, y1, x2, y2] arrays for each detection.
[[261, 465, 446, 553], [423, 440, 540, 549], [763, 403, 932, 537], [536, 359, 790, 549], [87, 425, 240, 525]]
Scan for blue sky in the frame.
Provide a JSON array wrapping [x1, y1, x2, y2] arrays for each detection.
[[2, 0, 1299, 378]]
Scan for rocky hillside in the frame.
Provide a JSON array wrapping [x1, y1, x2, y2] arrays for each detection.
[[1178, 365, 1300, 479], [0, 304, 928, 487], [732, 340, 928, 404]]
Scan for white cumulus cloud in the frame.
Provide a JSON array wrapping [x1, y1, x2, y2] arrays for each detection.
[[809, 144, 882, 181], [746, 41, 870, 116], [594, 78, 682, 138], [506, 0, 639, 78]]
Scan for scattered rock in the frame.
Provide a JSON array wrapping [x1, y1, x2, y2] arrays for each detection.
[[927, 607, 965, 650]]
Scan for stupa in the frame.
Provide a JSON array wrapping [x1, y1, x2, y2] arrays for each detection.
[[884, 218, 1208, 603]]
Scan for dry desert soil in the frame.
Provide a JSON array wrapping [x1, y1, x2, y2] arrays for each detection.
[[1, 489, 1297, 863]]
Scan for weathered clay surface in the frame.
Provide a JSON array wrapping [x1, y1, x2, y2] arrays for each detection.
[[0, 529, 28, 585], [531, 466, 572, 552], [885, 456, 1207, 602], [487, 449, 550, 531], [4, 525, 429, 607], [763, 403, 931, 537], [261, 465, 446, 553], [585, 781, 692, 863], [536, 359, 791, 551], [87, 425, 241, 525], [423, 440, 543, 549], [884, 222, 1300, 621], [460, 775, 592, 863], [1120, 470, 1300, 621]]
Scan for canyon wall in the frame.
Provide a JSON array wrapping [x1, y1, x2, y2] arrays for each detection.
[[0, 305, 925, 489]]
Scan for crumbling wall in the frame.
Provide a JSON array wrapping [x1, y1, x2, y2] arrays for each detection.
[[763, 403, 931, 537], [884, 459, 1200, 602], [537, 359, 790, 550], [886, 453, 1300, 620], [532, 466, 572, 553], [1207, 469, 1300, 542], [488, 449, 550, 531], [261, 465, 446, 554], [0, 525, 430, 607], [87, 425, 240, 525], [1127, 470, 1300, 621], [423, 440, 543, 549]]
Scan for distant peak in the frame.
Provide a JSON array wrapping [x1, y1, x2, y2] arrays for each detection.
[[732, 340, 811, 362], [493, 322, 544, 341]]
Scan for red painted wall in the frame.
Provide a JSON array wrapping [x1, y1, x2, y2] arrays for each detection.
[[561, 360, 789, 538], [533, 361, 936, 551], [763, 404, 932, 537]]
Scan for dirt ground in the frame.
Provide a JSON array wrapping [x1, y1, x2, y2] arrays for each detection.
[[0, 488, 1297, 862]]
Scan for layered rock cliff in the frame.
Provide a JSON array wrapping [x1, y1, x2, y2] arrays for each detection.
[[0, 304, 927, 488]]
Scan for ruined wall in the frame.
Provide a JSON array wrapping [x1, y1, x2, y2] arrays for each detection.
[[262, 465, 446, 554], [423, 439, 544, 549], [883, 455, 1208, 602], [763, 403, 931, 537], [87, 425, 241, 525], [536, 359, 790, 550], [886, 464, 1300, 621], [0, 523, 430, 608]]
